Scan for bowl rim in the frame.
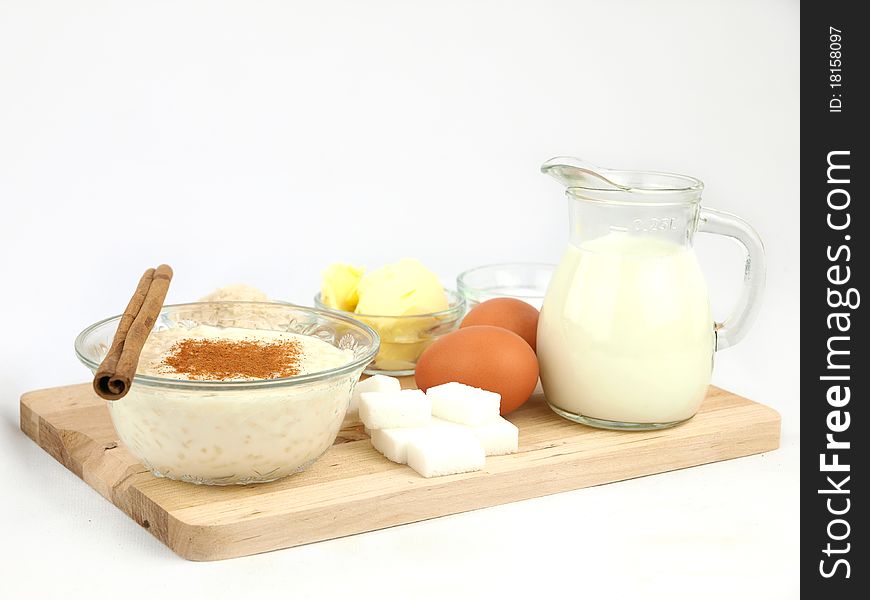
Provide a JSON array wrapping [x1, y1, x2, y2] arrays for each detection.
[[313, 288, 466, 319], [456, 262, 556, 296], [74, 301, 381, 390]]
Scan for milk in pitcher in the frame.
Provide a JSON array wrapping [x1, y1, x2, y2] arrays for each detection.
[[537, 233, 715, 426]]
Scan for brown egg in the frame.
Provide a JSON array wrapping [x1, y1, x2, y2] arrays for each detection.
[[415, 325, 539, 415], [460, 298, 540, 352]]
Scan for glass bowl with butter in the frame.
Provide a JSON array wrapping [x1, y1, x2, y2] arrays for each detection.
[[314, 290, 465, 376], [75, 302, 379, 485], [314, 259, 466, 376]]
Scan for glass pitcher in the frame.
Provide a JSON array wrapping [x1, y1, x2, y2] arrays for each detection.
[[537, 157, 765, 430]]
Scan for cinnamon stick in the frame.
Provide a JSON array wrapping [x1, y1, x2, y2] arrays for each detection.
[[93, 264, 174, 400]]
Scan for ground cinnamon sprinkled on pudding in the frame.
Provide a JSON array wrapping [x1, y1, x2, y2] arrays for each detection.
[[160, 338, 303, 380]]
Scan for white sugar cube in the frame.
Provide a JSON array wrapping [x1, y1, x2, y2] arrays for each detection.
[[359, 389, 431, 430], [431, 417, 469, 432], [470, 416, 519, 456], [427, 382, 501, 425], [344, 375, 402, 426], [406, 428, 486, 478], [370, 427, 418, 464], [370, 418, 465, 464]]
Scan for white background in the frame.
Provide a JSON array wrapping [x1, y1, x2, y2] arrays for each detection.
[[0, 1, 799, 598]]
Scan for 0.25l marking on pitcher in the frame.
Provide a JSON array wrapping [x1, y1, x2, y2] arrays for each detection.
[[633, 217, 677, 232]]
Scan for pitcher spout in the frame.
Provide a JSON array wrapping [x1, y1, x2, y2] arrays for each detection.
[[540, 156, 631, 190]]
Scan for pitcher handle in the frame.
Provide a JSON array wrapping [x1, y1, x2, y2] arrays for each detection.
[[697, 208, 766, 351]]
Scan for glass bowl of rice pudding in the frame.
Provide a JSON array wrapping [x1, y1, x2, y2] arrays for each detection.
[[75, 302, 379, 485]]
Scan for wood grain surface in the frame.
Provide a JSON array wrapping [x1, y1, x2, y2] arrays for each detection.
[[20, 381, 780, 561]]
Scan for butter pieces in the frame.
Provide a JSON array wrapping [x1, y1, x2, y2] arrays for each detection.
[[320, 259, 447, 317], [321, 263, 365, 312], [355, 259, 448, 316]]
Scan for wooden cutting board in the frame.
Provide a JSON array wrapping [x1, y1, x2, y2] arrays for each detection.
[[20, 381, 780, 561]]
